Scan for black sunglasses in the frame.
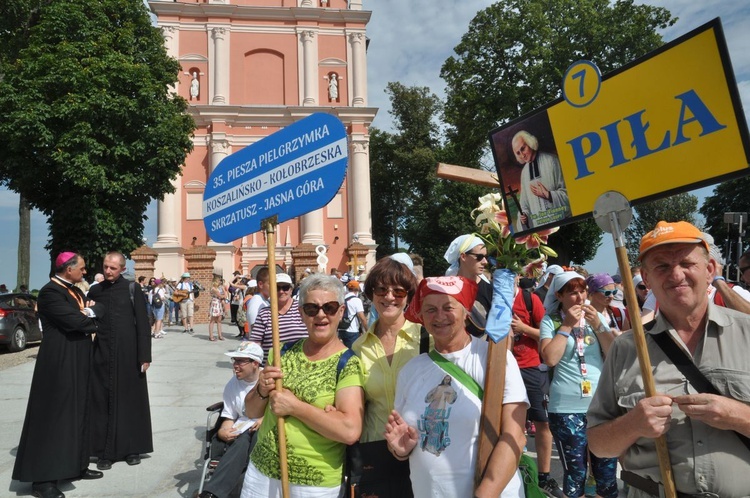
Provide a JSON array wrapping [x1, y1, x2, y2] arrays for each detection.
[[597, 289, 617, 297], [637, 284, 647, 290], [465, 252, 487, 262], [301, 301, 341, 317], [277, 284, 292, 292]]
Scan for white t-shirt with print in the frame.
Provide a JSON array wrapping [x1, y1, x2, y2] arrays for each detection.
[[395, 336, 528, 497]]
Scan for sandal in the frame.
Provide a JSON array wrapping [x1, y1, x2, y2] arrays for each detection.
[[219, 336, 225, 341], [209, 337, 216, 342]]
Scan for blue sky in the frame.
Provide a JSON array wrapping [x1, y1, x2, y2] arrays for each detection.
[[1, 0, 748, 289]]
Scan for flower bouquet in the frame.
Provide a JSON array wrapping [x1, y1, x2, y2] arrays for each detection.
[[471, 193, 558, 342]]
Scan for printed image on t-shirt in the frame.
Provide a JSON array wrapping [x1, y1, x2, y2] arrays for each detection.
[[418, 375, 458, 456]]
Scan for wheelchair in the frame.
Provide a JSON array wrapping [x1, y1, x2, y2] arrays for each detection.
[[198, 401, 225, 496]]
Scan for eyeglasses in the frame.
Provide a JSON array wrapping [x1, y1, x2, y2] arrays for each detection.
[[597, 289, 617, 297], [301, 301, 341, 317], [637, 284, 647, 290], [372, 286, 408, 299], [465, 252, 487, 262], [277, 284, 292, 292], [230, 357, 254, 365]]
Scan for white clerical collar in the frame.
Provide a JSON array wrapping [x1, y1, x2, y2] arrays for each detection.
[[54, 275, 74, 286]]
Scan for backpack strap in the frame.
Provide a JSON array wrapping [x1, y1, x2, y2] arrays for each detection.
[[419, 326, 430, 354], [428, 350, 483, 400], [522, 289, 536, 327]]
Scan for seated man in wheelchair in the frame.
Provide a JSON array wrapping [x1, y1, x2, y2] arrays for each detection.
[[200, 342, 263, 498]]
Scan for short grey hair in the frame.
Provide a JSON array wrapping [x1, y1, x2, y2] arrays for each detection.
[[298, 273, 345, 304]]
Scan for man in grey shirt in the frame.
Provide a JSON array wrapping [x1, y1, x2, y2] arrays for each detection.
[[587, 221, 750, 497]]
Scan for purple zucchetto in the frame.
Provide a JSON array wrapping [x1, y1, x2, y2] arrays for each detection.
[[586, 273, 615, 294]]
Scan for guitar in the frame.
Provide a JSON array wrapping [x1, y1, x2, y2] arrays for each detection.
[[172, 289, 190, 303]]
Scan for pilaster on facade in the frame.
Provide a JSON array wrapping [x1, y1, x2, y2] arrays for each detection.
[[209, 135, 230, 172], [299, 29, 319, 106], [210, 26, 230, 105], [347, 32, 366, 106]]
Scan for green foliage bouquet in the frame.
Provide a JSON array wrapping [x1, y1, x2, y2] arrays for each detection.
[[471, 193, 559, 275]]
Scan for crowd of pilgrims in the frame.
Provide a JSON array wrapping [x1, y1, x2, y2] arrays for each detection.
[[190, 231, 705, 498]]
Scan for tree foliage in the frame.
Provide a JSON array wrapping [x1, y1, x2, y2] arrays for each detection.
[[369, 83, 484, 276], [0, 0, 195, 274], [624, 193, 699, 261], [440, 0, 675, 265], [699, 176, 750, 266]]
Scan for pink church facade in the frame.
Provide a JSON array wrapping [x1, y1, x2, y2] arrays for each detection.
[[149, 0, 376, 282]]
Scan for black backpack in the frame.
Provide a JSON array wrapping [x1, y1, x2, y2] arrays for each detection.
[[337, 296, 357, 331]]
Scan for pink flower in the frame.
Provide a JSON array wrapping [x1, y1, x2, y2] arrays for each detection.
[[494, 211, 512, 237]]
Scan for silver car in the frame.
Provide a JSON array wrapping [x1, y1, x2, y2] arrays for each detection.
[[0, 293, 42, 352]]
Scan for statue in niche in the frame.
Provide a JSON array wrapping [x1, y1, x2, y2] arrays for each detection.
[[328, 73, 338, 101], [190, 71, 200, 100]]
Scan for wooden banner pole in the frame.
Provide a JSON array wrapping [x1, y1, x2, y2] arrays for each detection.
[[607, 211, 676, 498], [474, 334, 509, 487], [263, 216, 291, 498]]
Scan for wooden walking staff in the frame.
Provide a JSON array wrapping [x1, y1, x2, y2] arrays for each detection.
[[262, 216, 291, 498], [474, 335, 510, 487], [593, 192, 677, 498], [435, 163, 514, 486]]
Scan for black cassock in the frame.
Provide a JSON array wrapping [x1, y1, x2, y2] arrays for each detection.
[[13, 278, 102, 483], [88, 275, 153, 462]]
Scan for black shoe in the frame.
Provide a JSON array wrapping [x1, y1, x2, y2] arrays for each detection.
[[539, 475, 564, 498], [198, 492, 218, 498], [125, 454, 141, 466], [96, 459, 112, 470], [79, 468, 104, 480], [32, 482, 64, 498]]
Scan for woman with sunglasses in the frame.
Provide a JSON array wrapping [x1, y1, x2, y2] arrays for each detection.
[[586, 273, 629, 336], [384, 276, 528, 497], [350, 257, 419, 497], [539, 272, 617, 498], [242, 273, 364, 498]]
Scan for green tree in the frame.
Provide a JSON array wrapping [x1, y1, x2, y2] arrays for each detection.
[[440, 0, 675, 265], [624, 193, 700, 261], [369, 83, 484, 274], [0, 0, 195, 274], [699, 176, 750, 267]]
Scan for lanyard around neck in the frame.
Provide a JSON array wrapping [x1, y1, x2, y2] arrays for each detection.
[[52, 277, 84, 311]]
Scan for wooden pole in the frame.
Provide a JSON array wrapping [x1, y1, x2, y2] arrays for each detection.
[[609, 213, 676, 498], [436, 163, 500, 188], [263, 217, 291, 498], [474, 334, 509, 487]]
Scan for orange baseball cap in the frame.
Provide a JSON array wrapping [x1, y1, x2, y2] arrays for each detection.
[[639, 221, 708, 260]]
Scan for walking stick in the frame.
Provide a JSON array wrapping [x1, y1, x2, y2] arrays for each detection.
[[594, 192, 676, 498], [475, 334, 509, 487], [263, 217, 291, 498]]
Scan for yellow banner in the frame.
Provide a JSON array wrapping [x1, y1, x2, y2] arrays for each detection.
[[490, 19, 749, 236]]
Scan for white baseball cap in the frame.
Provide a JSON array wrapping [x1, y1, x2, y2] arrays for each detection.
[[224, 341, 263, 362]]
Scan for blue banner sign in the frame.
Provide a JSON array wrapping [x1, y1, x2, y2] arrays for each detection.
[[203, 113, 349, 243]]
